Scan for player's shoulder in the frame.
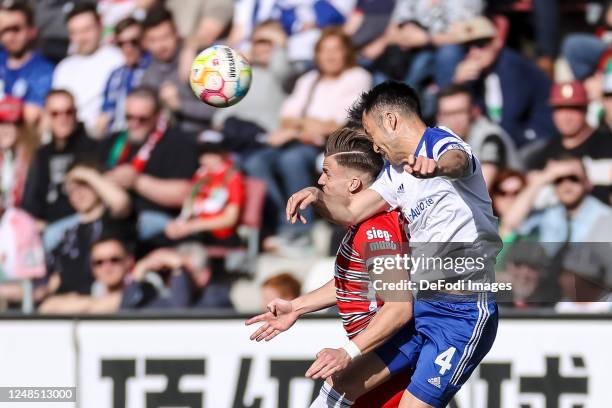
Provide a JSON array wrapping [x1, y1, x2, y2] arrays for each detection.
[[354, 211, 405, 243]]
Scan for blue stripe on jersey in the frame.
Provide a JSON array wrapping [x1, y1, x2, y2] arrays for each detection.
[[415, 127, 462, 159]]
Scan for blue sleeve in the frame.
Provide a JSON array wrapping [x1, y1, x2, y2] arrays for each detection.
[[24, 63, 54, 107], [423, 127, 472, 162], [101, 70, 117, 113]]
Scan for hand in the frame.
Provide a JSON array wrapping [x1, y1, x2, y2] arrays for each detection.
[[286, 187, 320, 224], [267, 128, 298, 146], [133, 248, 183, 281], [454, 59, 482, 83], [305, 348, 352, 379], [159, 81, 181, 111], [106, 164, 138, 189], [165, 219, 193, 240], [404, 154, 438, 178], [245, 298, 300, 342], [397, 23, 430, 49], [66, 166, 96, 184]]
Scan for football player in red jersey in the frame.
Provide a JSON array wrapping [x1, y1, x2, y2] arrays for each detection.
[[246, 127, 413, 407]]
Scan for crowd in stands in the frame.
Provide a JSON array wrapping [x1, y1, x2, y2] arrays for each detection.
[[0, 0, 611, 315]]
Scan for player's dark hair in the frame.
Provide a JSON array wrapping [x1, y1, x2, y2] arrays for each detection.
[[127, 86, 161, 113], [45, 89, 76, 107], [115, 16, 141, 37], [437, 84, 474, 105], [346, 98, 365, 130], [360, 81, 422, 122], [65, 2, 100, 24], [0, 0, 35, 27], [325, 127, 383, 183], [142, 6, 175, 32]]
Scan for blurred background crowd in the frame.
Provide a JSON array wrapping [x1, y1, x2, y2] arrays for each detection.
[[0, 0, 611, 315]]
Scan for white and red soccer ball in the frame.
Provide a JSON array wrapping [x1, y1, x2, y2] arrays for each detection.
[[189, 45, 252, 108]]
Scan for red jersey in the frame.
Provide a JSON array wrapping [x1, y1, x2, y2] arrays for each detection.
[[334, 210, 408, 339]]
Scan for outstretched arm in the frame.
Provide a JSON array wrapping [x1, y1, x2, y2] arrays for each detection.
[[246, 279, 337, 342], [287, 187, 389, 227]]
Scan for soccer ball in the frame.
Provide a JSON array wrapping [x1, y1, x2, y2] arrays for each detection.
[[189, 45, 252, 108]]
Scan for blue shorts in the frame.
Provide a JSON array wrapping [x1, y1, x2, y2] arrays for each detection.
[[374, 292, 498, 407]]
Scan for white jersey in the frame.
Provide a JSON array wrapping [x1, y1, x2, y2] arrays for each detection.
[[370, 126, 502, 283]]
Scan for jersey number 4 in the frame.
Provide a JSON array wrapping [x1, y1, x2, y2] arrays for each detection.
[[435, 347, 456, 375]]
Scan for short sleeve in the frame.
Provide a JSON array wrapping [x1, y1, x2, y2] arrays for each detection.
[[369, 163, 398, 209], [428, 127, 473, 162]]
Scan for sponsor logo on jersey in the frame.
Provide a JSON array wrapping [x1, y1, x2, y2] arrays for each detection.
[[365, 227, 392, 242], [407, 197, 435, 222]]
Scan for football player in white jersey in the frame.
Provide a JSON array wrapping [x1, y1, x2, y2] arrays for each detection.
[[287, 81, 501, 408]]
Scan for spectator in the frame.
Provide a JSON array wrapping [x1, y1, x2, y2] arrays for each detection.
[[212, 20, 290, 138], [0, 1, 54, 125], [512, 158, 612, 253], [121, 244, 233, 309], [556, 244, 612, 312], [21, 90, 98, 250], [343, 0, 395, 51], [378, 0, 482, 89], [525, 81, 612, 204], [560, 2, 612, 81], [436, 84, 521, 186], [101, 87, 199, 242], [44, 162, 131, 297], [228, 0, 279, 51], [96, 17, 151, 137], [140, 6, 215, 133], [39, 236, 134, 314], [52, 3, 124, 137], [452, 16, 555, 147], [500, 241, 552, 308], [490, 169, 526, 231], [244, 27, 371, 247], [0, 96, 36, 208], [164, 133, 245, 247], [261, 272, 301, 310]]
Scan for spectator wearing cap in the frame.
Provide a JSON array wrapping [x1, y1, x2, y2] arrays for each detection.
[[39, 235, 134, 314], [556, 243, 612, 313], [163, 133, 245, 246], [525, 81, 612, 204], [436, 84, 522, 187], [140, 6, 215, 133], [95, 17, 151, 138], [101, 87, 199, 243], [52, 3, 124, 137], [452, 16, 555, 148], [21, 89, 98, 250], [512, 157, 612, 256], [0, 0, 55, 125], [0, 96, 36, 208], [43, 161, 131, 298], [120, 244, 233, 310]]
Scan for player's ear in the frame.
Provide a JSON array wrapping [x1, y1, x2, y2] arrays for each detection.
[[383, 111, 397, 133], [348, 176, 362, 193]]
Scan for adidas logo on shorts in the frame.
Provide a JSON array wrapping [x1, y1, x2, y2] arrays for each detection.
[[427, 376, 441, 389]]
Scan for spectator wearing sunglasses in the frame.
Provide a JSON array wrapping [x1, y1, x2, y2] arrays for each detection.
[[0, 0, 54, 125], [452, 16, 554, 148], [525, 81, 612, 205], [95, 17, 151, 138], [101, 87, 199, 244], [21, 89, 99, 250], [39, 235, 134, 314], [509, 157, 612, 256]]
